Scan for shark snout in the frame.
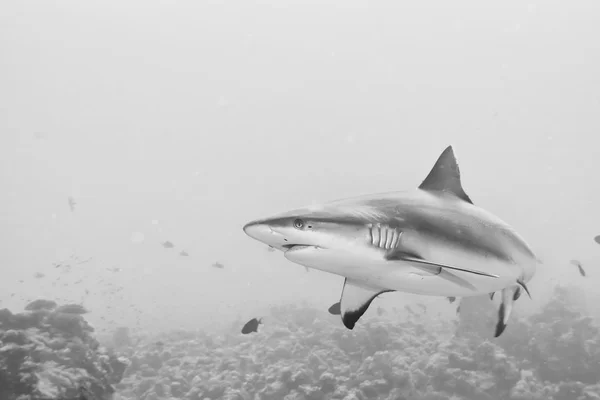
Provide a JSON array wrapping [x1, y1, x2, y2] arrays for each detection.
[[243, 220, 269, 240], [243, 219, 283, 247]]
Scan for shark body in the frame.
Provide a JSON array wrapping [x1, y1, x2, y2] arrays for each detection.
[[243, 146, 538, 337]]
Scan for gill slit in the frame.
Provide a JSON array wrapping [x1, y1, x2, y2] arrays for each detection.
[[368, 224, 402, 250]]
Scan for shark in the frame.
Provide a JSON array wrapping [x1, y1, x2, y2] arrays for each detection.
[[243, 146, 538, 337]]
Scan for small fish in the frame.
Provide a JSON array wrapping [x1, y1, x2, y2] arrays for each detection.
[[162, 241, 174, 248], [594, 235, 600, 245], [68, 196, 76, 212], [447, 297, 456, 304], [267, 246, 275, 253], [34, 272, 45, 279], [179, 250, 189, 256], [328, 302, 341, 315], [241, 317, 262, 334], [570, 260, 586, 277], [376, 306, 385, 316], [212, 262, 224, 269], [155, 341, 165, 347]]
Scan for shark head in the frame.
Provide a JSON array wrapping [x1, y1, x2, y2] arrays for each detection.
[[243, 203, 382, 265]]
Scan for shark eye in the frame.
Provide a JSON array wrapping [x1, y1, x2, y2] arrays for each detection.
[[293, 219, 305, 229]]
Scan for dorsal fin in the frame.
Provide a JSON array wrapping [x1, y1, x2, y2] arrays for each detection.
[[418, 146, 473, 204]]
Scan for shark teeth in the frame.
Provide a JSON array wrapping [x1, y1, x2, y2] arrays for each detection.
[[368, 224, 401, 250]]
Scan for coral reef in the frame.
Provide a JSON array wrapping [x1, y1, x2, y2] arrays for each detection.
[[2, 284, 600, 400], [0, 302, 127, 400], [108, 284, 599, 400]]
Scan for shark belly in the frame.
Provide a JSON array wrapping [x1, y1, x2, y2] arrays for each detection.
[[284, 244, 523, 297]]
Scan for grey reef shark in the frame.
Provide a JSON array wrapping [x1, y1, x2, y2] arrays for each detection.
[[243, 146, 539, 337]]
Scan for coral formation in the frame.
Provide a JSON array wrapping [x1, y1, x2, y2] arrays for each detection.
[[110, 284, 600, 400], [0, 302, 127, 400], [1, 284, 599, 400]]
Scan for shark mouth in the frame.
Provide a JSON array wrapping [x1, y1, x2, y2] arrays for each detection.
[[283, 244, 322, 252]]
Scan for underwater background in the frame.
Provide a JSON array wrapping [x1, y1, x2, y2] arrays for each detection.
[[2, 0, 600, 399]]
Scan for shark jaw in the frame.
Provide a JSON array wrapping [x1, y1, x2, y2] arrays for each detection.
[[243, 145, 539, 337], [283, 244, 321, 252]]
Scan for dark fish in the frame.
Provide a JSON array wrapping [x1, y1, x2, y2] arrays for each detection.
[[68, 196, 76, 212], [447, 297, 456, 304], [179, 251, 189, 256], [212, 262, 224, 269], [328, 302, 341, 315], [594, 235, 600, 245], [75, 257, 93, 265], [241, 318, 262, 334], [489, 292, 495, 300], [162, 241, 174, 248], [570, 260, 586, 277]]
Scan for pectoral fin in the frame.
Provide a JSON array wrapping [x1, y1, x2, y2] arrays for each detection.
[[437, 269, 478, 291], [495, 286, 517, 338], [339, 278, 394, 330], [386, 251, 499, 279]]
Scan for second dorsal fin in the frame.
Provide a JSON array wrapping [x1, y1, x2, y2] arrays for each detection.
[[418, 145, 473, 204]]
